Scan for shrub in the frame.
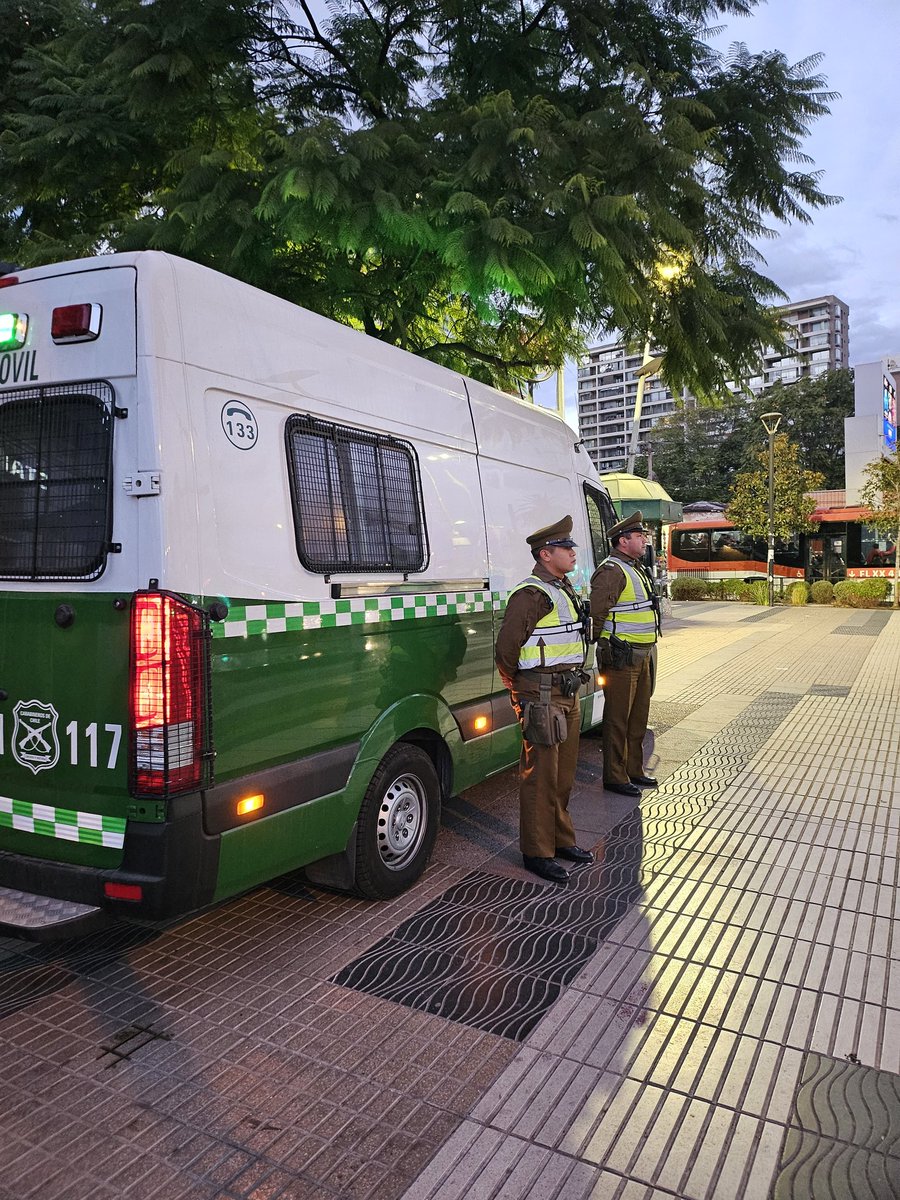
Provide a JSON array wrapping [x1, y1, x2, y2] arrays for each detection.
[[739, 580, 768, 605], [810, 580, 834, 605], [788, 581, 809, 606], [721, 579, 745, 601], [833, 579, 890, 607], [845, 594, 882, 609], [856, 578, 890, 601], [671, 576, 708, 601]]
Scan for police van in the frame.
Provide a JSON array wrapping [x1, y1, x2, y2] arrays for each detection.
[[0, 251, 616, 937]]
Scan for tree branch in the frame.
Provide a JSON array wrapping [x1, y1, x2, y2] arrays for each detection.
[[415, 339, 551, 370]]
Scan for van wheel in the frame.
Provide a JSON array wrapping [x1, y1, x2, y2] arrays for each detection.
[[355, 744, 441, 899]]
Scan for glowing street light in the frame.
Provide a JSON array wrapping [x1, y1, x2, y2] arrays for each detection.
[[625, 251, 689, 474]]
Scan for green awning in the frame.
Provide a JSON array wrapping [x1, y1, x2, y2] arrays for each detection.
[[600, 472, 683, 524]]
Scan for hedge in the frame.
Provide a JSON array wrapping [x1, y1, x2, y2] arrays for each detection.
[[833, 578, 890, 607], [810, 580, 834, 605], [670, 577, 708, 601]]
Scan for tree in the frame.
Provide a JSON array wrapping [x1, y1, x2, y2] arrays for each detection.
[[741, 369, 854, 488], [859, 453, 900, 608], [0, 0, 839, 391], [645, 368, 853, 503], [644, 399, 746, 502], [726, 432, 824, 539]]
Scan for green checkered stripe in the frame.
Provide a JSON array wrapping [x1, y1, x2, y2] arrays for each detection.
[[214, 590, 507, 639], [0, 795, 126, 849]]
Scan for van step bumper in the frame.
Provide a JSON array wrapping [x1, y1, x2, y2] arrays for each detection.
[[0, 885, 107, 941]]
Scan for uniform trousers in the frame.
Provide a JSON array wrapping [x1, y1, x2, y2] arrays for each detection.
[[601, 652, 652, 787], [510, 680, 580, 858]]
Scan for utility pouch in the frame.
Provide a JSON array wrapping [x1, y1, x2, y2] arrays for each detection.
[[520, 676, 568, 746], [607, 634, 634, 669]]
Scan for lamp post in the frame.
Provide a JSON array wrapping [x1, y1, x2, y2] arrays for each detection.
[[625, 345, 665, 473], [760, 411, 782, 606], [624, 252, 686, 474]]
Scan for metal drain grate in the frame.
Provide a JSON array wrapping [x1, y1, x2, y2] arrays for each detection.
[[333, 690, 805, 1040], [336, 696, 806, 1041], [774, 1052, 900, 1198], [331, 871, 603, 1040]]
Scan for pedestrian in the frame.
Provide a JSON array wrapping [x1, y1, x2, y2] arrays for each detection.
[[495, 515, 593, 884], [590, 510, 660, 798]]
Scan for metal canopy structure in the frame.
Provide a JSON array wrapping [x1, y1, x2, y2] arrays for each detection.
[[599, 471, 683, 524]]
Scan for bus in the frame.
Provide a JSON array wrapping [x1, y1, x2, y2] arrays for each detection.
[[667, 506, 897, 592]]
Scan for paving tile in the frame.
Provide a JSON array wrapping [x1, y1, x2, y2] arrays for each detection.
[[2, 607, 899, 1200]]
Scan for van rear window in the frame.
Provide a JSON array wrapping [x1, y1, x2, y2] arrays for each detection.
[[0, 382, 115, 580], [285, 414, 429, 574]]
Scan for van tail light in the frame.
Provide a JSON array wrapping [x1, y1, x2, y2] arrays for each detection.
[[129, 591, 213, 798]]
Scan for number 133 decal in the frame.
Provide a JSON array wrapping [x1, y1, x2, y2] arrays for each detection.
[[221, 401, 259, 450]]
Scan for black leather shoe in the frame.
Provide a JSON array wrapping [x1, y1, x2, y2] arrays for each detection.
[[522, 856, 569, 883], [556, 845, 593, 863], [604, 781, 641, 797], [630, 775, 658, 788]]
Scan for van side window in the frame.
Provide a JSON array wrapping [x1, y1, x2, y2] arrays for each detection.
[[0, 383, 114, 580], [583, 483, 615, 566], [285, 414, 429, 573]]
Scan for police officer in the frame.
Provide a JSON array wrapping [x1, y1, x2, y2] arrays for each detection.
[[590, 510, 660, 798], [495, 515, 593, 884]]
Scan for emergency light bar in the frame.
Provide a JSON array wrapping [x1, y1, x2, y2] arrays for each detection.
[[0, 312, 27, 352], [51, 303, 102, 343]]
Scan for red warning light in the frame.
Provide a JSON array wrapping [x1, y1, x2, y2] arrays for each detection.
[[51, 303, 102, 343]]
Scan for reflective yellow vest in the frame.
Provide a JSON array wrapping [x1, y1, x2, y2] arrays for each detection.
[[599, 558, 657, 645], [508, 575, 585, 670]]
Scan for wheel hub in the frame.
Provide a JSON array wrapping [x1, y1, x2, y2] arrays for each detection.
[[377, 773, 426, 869]]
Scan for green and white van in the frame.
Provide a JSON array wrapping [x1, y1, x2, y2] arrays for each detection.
[[0, 251, 616, 937]]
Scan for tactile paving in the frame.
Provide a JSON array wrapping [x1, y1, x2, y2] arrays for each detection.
[[832, 611, 893, 636], [774, 1052, 900, 1198]]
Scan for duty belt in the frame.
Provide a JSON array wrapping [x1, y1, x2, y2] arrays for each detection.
[[517, 667, 582, 683]]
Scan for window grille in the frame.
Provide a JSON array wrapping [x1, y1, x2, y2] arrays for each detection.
[[285, 414, 429, 574], [0, 382, 115, 580]]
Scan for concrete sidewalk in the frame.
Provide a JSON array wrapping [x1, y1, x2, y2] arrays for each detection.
[[398, 603, 900, 1200], [1, 603, 898, 1200]]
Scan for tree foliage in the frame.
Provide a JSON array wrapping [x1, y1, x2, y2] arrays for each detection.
[[647, 368, 853, 502], [1, 0, 838, 390], [859, 452, 900, 607], [726, 432, 824, 540], [642, 398, 746, 502], [747, 370, 853, 488]]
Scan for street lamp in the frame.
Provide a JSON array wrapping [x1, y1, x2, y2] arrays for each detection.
[[760, 411, 783, 606], [625, 345, 665, 473], [625, 251, 688, 474]]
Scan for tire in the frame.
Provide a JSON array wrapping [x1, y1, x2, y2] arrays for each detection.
[[354, 744, 441, 899]]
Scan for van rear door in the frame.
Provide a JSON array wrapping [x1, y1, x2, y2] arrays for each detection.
[[0, 263, 141, 929]]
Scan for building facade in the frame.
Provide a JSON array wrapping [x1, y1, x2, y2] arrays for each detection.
[[577, 295, 850, 474], [844, 356, 899, 504]]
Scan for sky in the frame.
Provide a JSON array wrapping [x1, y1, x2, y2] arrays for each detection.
[[537, 0, 900, 424]]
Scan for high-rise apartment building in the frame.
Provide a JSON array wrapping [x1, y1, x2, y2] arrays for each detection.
[[577, 295, 850, 474]]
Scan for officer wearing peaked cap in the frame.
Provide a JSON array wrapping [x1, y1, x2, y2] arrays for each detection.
[[590, 510, 661, 798], [495, 515, 594, 885]]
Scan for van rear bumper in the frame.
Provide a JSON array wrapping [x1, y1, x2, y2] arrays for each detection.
[[0, 797, 220, 938]]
